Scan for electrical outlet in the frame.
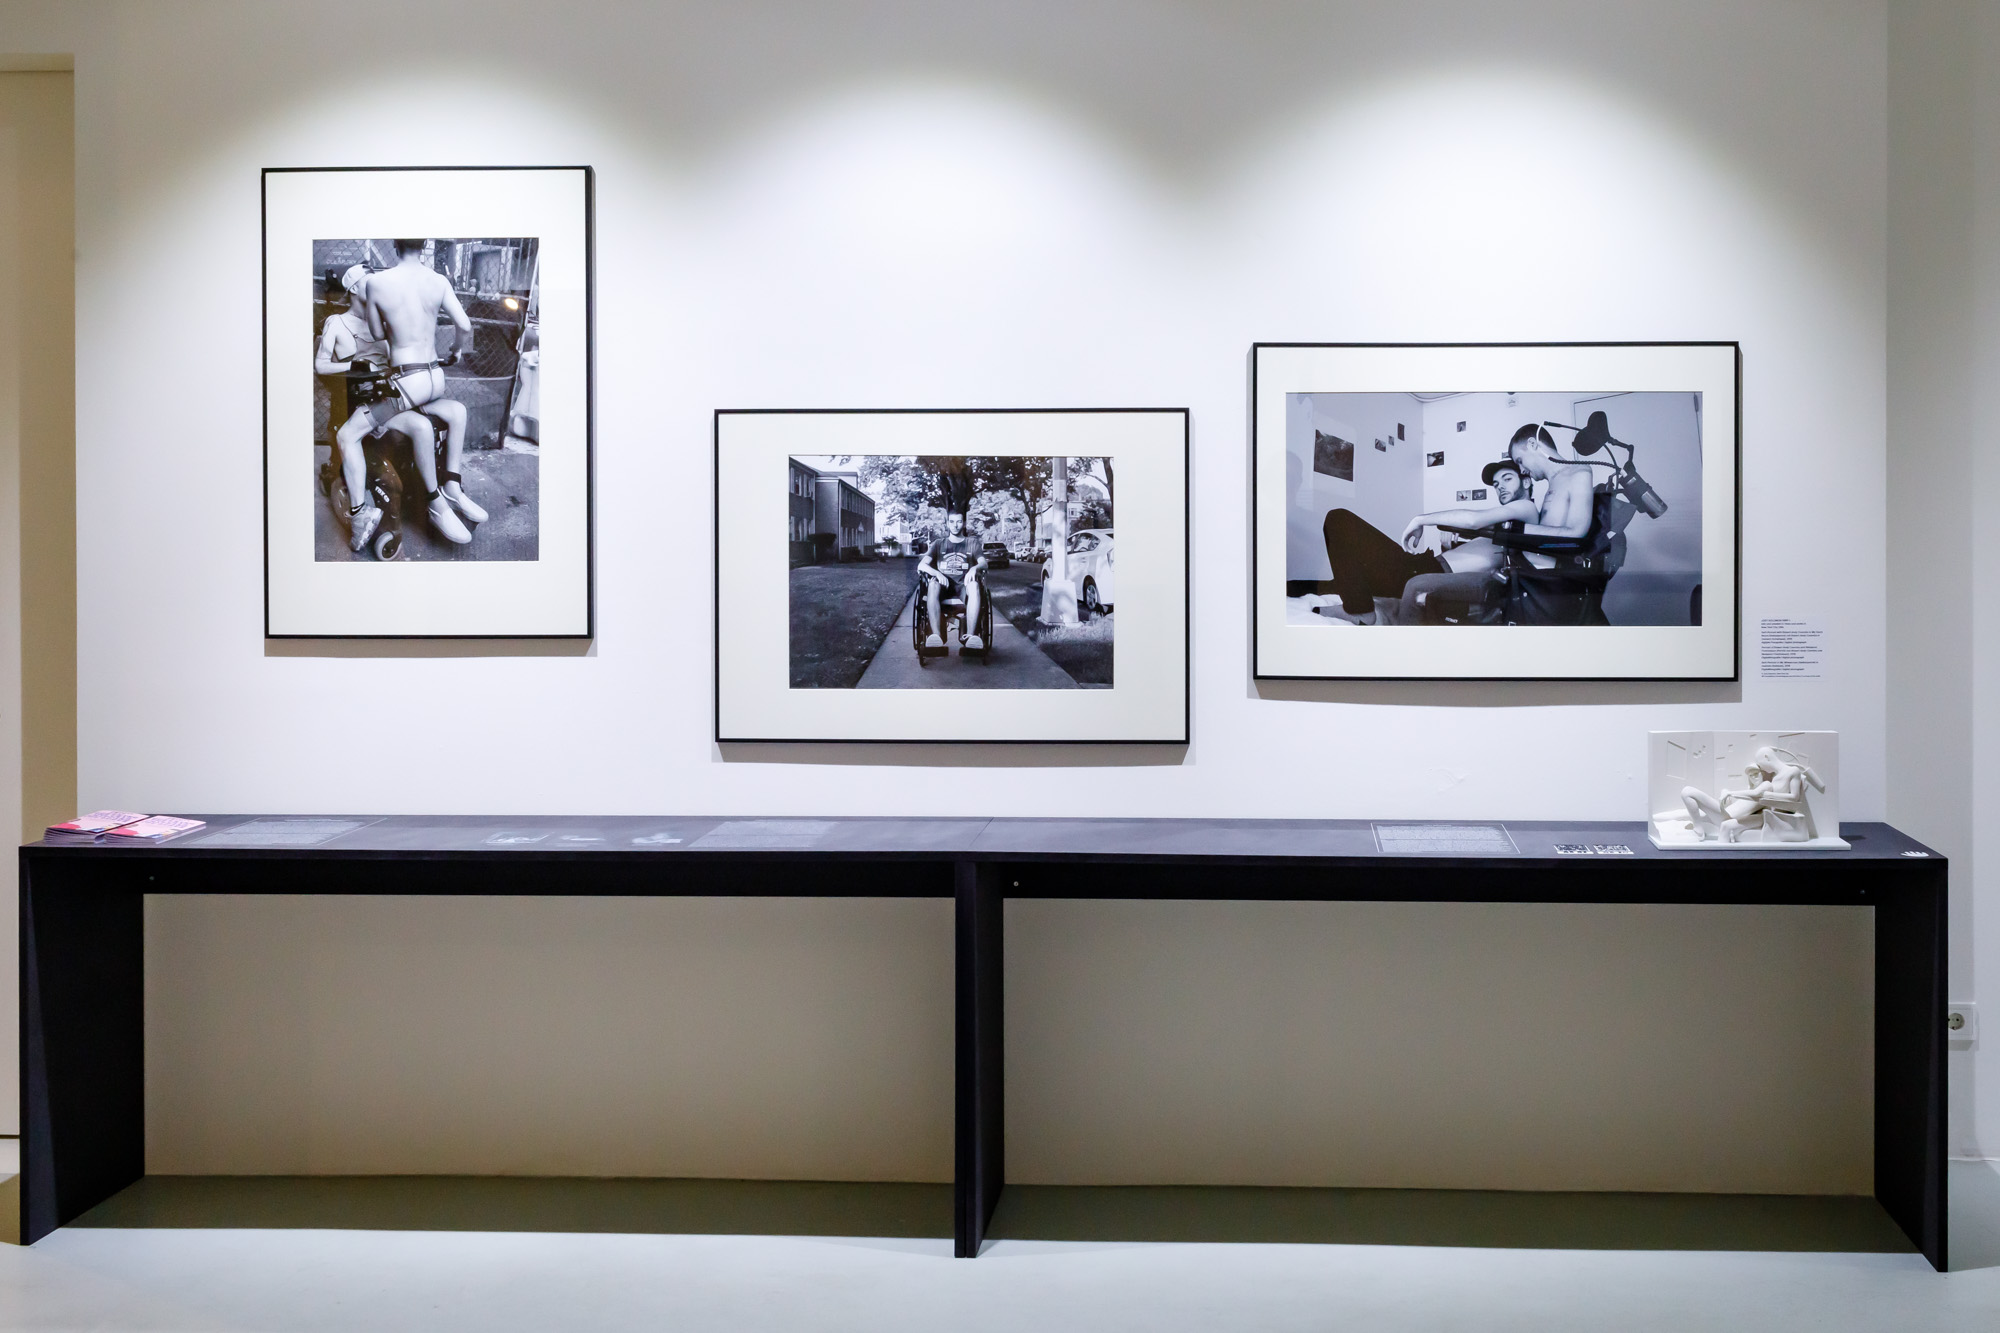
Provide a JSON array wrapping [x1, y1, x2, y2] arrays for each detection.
[[1947, 1001, 1978, 1043]]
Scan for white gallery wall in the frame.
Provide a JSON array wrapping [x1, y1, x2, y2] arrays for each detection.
[[34, 0, 1886, 822], [1887, 0, 2000, 1166], [3, 0, 1972, 1178]]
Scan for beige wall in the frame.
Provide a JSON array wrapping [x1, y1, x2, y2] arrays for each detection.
[[147, 893, 1876, 1193], [0, 63, 76, 1139], [146, 895, 956, 1179], [1008, 900, 1874, 1194]]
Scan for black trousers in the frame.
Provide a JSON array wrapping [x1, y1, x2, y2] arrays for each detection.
[[1322, 509, 1445, 615]]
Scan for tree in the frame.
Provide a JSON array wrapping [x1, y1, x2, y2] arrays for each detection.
[[838, 454, 1065, 550], [1070, 457, 1113, 530], [1073, 492, 1112, 531], [932, 456, 977, 516], [971, 456, 1055, 549], [852, 455, 948, 545]]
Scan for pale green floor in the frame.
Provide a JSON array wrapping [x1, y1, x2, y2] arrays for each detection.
[[0, 1166, 1992, 1330], [67, 1175, 954, 1240], [48, 1169, 1999, 1261], [989, 1183, 1918, 1252], [54, 1174, 1912, 1255]]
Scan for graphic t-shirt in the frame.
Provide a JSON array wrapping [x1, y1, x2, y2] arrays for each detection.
[[934, 535, 983, 578]]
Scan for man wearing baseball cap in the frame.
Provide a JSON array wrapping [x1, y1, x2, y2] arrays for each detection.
[[1387, 456, 1536, 623], [314, 265, 399, 550], [1480, 456, 1527, 493]]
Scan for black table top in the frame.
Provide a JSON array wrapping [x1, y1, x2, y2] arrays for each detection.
[[20, 815, 1941, 865]]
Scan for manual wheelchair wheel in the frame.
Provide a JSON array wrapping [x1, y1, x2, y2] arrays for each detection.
[[913, 593, 932, 667], [374, 528, 402, 562]]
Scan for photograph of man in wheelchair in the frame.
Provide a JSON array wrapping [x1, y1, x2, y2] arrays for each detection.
[[916, 509, 990, 659], [310, 236, 542, 563], [786, 451, 1112, 691], [1286, 390, 1701, 629]]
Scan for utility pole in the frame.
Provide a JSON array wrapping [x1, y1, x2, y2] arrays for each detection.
[[1039, 457, 1078, 626]]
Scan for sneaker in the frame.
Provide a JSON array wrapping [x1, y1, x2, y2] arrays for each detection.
[[965, 634, 984, 651], [442, 480, 488, 525], [347, 502, 382, 552], [428, 495, 473, 544], [925, 633, 944, 650]]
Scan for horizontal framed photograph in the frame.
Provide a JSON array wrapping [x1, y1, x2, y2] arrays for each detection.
[[263, 166, 593, 637], [1252, 342, 1739, 680], [716, 409, 1189, 743]]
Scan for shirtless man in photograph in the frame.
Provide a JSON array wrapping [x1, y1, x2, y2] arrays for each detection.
[[363, 239, 487, 543], [1473, 423, 1595, 549]]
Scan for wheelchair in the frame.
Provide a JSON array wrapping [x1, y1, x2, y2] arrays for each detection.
[[318, 356, 476, 560], [1430, 489, 1631, 626], [1412, 409, 1692, 627], [913, 567, 993, 666], [318, 404, 460, 561]]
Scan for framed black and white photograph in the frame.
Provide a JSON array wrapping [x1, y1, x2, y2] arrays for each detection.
[[263, 166, 592, 637], [716, 409, 1188, 743], [1253, 342, 1739, 680]]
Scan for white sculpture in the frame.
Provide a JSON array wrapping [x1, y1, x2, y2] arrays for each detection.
[[1648, 731, 1848, 850]]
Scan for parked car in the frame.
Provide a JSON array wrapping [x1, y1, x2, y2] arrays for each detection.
[[982, 541, 1011, 569], [1040, 528, 1113, 617]]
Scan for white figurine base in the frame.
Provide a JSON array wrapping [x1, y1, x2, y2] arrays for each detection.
[[1646, 730, 1848, 851], [1646, 816, 1849, 851]]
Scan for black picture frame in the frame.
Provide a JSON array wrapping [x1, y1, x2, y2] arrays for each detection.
[[1251, 341, 1741, 681], [714, 407, 1191, 744], [261, 165, 595, 639]]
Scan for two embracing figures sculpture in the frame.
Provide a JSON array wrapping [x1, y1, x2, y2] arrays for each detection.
[[1679, 745, 1827, 844]]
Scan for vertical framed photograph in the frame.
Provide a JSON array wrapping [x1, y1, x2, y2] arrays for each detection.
[[1252, 342, 1739, 680], [716, 409, 1189, 743], [262, 166, 593, 637]]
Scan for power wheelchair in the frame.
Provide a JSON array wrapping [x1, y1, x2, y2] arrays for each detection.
[[1418, 408, 1684, 626], [1430, 490, 1630, 626], [319, 358, 478, 561]]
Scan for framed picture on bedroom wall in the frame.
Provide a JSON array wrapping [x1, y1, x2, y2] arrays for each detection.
[[1251, 341, 1739, 681], [262, 165, 593, 637], [715, 408, 1189, 743]]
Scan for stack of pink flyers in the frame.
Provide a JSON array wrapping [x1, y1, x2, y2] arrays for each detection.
[[44, 810, 148, 839], [43, 811, 206, 843], [101, 815, 206, 842]]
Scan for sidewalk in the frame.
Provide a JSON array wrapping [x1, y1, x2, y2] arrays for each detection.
[[856, 590, 1079, 689]]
